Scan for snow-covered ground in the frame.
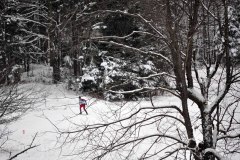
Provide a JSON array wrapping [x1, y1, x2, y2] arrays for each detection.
[[0, 65, 239, 160], [0, 77, 186, 160], [0, 83, 96, 160], [0, 83, 180, 160]]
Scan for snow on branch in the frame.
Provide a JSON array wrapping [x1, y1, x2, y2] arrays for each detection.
[[80, 9, 138, 18], [10, 37, 39, 46], [217, 133, 240, 140], [97, 40, 172, 64], [208, 85, 228, 114], [204, 148, 230, 160], [91, 30, 160, 40], [135, 72, 176, 79], [200, 0, 218, 20], [109, 86, 179, 98], [59, 5, 82, 32], [106, 72, 176, 96], [136, 13, 167, 39], [20, 29, 49, 40], [187, 87, 205, 104], [4, 15, 47, 28]]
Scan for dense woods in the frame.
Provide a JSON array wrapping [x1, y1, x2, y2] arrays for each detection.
[[1, 0, 240, 160]]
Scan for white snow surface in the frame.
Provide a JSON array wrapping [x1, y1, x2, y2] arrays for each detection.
[[2, 84, 237, 160], [0, 83, 187, 160], [0, 65, 240, 160]]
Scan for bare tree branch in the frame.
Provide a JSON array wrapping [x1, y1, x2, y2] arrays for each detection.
[[7, 133, 39, 160]]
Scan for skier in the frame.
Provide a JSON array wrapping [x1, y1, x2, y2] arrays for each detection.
[[79, 96, 88, 115]]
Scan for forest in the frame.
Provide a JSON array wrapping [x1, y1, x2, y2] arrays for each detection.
[[1, 0, 240, 160]]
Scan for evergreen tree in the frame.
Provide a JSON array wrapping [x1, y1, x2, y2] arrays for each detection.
[[214, 3, 240, 63], [0, 0, 49, 84], [229, 1, 240, 62]]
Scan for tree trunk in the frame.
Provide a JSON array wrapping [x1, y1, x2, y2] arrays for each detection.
[[200, 106, 214, 160], [52, 56, 61, 83], [72, 13, 80, 77], [0, 27, 7, 84], [186, 0, 200, 88], [165, 0, 194, 140], [51, 30, 61, 83], [0, 51, 7, 84], [48, 0, 61, 83]]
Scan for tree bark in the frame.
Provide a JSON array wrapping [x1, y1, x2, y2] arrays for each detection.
[[186, 0, 200, 88], [201, 108, 214, 160], [52, 56, 61, 83], [48, 0, 61, 83], [72, 13, 80, 77], [165, 0, 194, 139]]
